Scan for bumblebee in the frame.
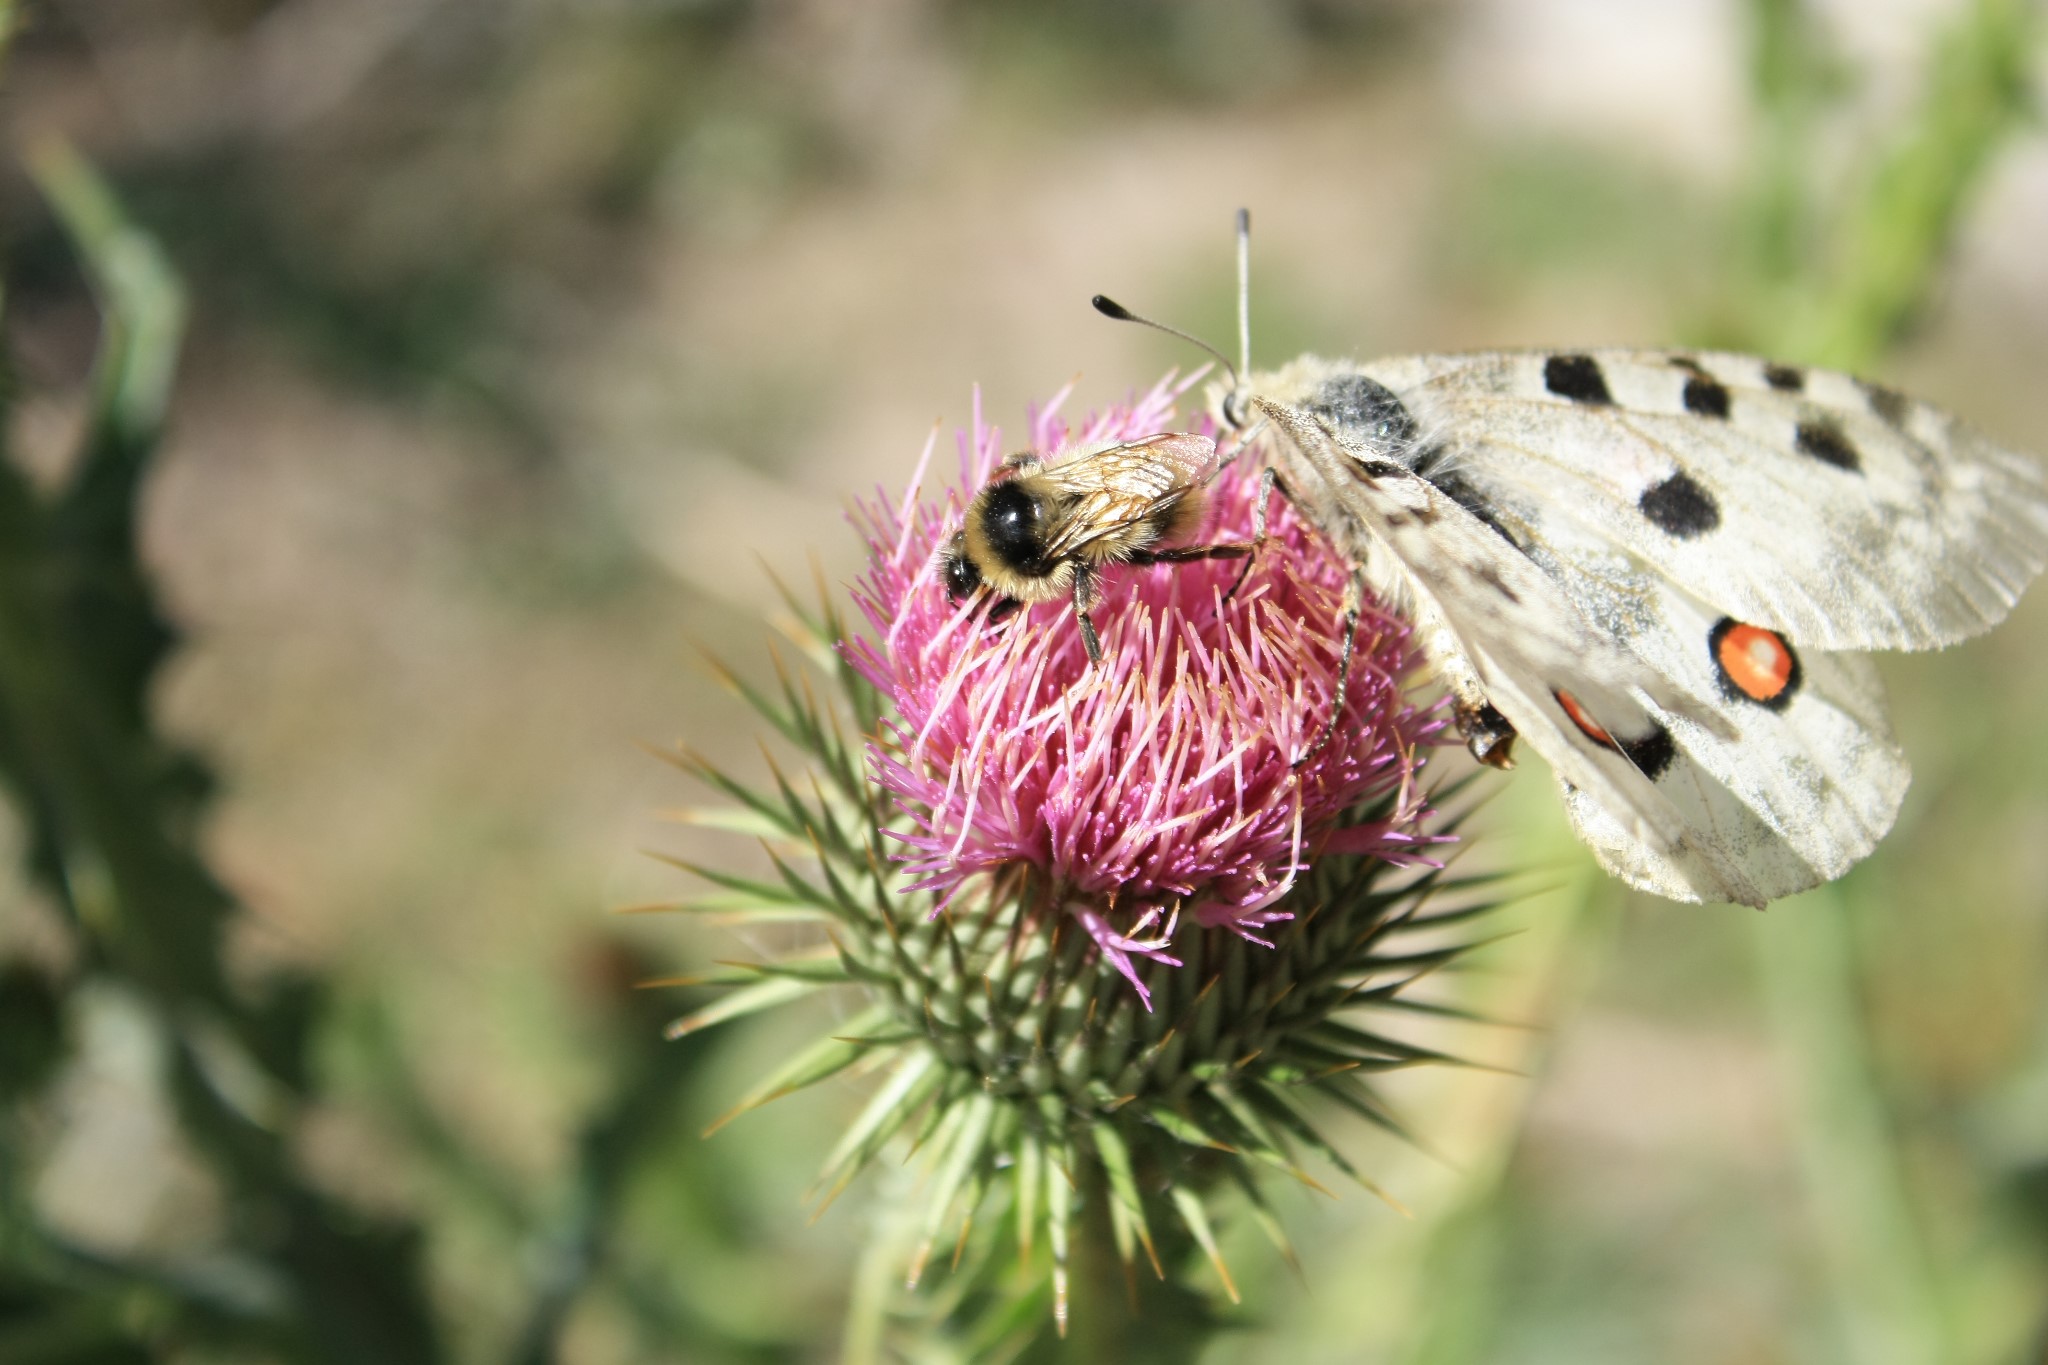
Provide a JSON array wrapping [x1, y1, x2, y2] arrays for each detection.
[[940, 432, 1253, 662]]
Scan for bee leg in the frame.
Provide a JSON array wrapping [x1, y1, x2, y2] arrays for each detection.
[[1071, 563, 1104, 664], [1129, 543, 1252, 565], [1293, 567, 1362, 768]]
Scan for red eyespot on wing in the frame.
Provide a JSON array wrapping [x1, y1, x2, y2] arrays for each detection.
[[1709, 619, 1801, 710], [1553, 688, 1679, 780], [1554, 689, 1615, 747]]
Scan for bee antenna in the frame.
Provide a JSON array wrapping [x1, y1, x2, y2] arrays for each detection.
[[1090, 294, 1240, 392]]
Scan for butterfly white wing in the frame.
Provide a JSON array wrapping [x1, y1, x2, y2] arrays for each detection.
[[1251, 396, 1772, 905], [1521, 495, 1911, 902], [1286, 350, 2048, 652], [1240, 347, 2048, 905]]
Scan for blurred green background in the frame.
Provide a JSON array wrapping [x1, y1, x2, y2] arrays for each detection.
[[2, 0, 2047, 1361]]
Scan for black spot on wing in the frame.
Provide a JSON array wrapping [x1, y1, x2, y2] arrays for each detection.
[[1860, 380, 1910, 427], [1763, 363, 1806, 392], [1544, 354, 1613, 405], [1469, 559, 1522, 606], [1555, 690, 1676, 781], [1619, 724, 1676, 781], [1307, 373, 1420, 451], [1408, 441, 1453, 481], [1795, 418, 1863, 473], [1638, 470, 1721, 537], [1682, 375, 1731, 419], [1422, 466, 1531, 555]]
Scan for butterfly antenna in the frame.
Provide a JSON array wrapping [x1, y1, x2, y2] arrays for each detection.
[[1090, 294, 1239, 392], [1235, 207, 1251, 379]]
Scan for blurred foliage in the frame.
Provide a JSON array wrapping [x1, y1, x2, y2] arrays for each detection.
[[0, 139, 445, 1364], [945, 0, 1429, 104], [0, 141, 812, 1364], [0, 0, 1432, 465], [0, 0, 2043, 1363], [1754, 0, 2036, 367]]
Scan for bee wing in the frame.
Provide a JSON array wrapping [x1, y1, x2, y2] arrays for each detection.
[[1037, 433, 1218, 560]]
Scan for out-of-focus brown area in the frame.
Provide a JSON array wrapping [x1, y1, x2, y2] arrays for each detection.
[[6, 1, 2048, 1360]]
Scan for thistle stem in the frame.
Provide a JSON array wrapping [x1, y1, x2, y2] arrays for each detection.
[[1752, 890, 1952, 1365], [843, 1159, 923, 1365], [1390, 863, 1624, 1365]]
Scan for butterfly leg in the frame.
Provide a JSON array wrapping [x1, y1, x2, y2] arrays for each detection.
[[1224, 466, 1285, 603], [1128, 468, 1289, 600], [1294, 566, 1364, 768], [1071, 561, 1104, 664]]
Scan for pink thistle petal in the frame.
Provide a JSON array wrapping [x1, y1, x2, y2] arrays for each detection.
[[1071, 903, 1183, 1010], [845, 375, 1449, 1004]]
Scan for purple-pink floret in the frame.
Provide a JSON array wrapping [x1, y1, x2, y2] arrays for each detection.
[[844, 372, 1448, 1006]]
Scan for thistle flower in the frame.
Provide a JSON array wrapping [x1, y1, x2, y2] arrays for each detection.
[[846, 374, 1443, 1005], [661, 372, 1496, 1341]]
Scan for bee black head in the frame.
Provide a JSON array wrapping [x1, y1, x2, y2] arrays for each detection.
[[977, 481, 1049, 575], [940, 541, 983, 600]]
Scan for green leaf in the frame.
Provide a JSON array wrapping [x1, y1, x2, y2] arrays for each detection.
[[1145, 1103, 1236, 1154], [32, 139, 186, 472], [815, 1047, 942, 1204], [0, 143, 237, 1013], [1043, 1140, 1074, 1337], [1090, 1121, 1159, 1276], [916, 1092, 998, 1258], [643, 852, 832, 918], [664, 975, 818, 1040], [725, 952, 852, 985], [662, 805, 793, 840], [716, 1007, 889, 1135], [1226, 1163, 1300, 1276], [1311, 1068, 1424, 1148], [0, 962, 66, 1105], [1168, 1187, 1239, 1304], [1014, 1129, 1044, 1265], [1799, 0, 2036, 366]]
